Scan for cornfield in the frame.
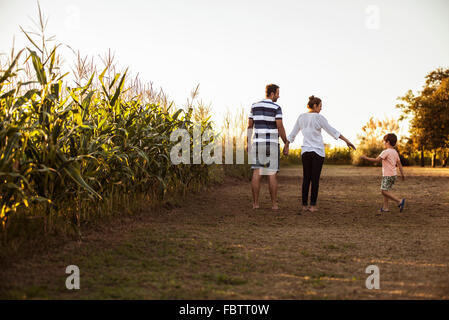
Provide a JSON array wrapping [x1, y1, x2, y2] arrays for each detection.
[[0, 19, 214, 241]]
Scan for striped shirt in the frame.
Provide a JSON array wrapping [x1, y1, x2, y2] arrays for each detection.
[[248, 99, 282, 144]]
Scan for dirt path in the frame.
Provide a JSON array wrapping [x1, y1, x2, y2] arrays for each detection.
[[2, 165, 449, 299]]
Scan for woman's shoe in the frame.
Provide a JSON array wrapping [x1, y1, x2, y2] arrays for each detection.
[[380, 208, 390, 212]]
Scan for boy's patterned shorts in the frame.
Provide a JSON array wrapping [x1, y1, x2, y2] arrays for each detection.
[[381, 176, 397, 191]]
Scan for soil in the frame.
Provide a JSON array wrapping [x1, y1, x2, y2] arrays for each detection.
[[1, 165, 449, 299]]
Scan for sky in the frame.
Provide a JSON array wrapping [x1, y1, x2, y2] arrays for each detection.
[[1, 0, 448, 147]]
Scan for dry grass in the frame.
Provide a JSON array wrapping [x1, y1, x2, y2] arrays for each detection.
[[1, 165, 449, 299]]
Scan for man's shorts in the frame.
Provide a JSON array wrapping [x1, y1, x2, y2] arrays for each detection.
[[250, 142, 280, 175], [381, 175, 397, 191]]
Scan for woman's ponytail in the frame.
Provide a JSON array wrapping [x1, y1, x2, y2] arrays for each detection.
[[307, 95, 322, 109]]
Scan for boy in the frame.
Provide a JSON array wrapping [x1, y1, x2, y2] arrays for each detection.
[[360, 133, 406, 212]]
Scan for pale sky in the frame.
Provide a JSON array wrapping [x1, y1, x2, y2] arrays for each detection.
[[1, 0, 448, 147]]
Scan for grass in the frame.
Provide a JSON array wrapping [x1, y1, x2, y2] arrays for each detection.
[[1, 165, 449, 299]]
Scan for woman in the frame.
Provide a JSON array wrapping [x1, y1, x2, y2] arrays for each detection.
[[284, 95, 356, 213]]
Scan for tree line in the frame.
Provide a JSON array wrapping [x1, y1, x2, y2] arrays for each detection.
[[396, 68, 449, 167]]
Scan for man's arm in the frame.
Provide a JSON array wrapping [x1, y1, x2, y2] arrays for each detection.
[[276, 119, 288, 145], [247, 118, 254, 151], [248, 118, 254, 129]]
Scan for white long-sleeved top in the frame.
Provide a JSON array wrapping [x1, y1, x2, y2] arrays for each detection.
[[287, 112, 341, 158]]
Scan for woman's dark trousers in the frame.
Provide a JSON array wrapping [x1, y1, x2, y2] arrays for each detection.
[[301, 151, 325, 206]]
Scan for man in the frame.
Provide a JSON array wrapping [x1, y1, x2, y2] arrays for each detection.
[[247, 84, 289, 210]]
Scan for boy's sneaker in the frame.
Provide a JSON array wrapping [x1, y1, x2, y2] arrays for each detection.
[[398, 199, 406, 212]]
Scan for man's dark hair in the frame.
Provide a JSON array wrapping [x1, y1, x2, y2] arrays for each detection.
[[265, 84, 279, 97], [383, 133, 398, 147]]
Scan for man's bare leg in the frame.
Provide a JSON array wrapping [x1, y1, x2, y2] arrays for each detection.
[[268, 172, 278, 210], [251, 169, 262, 209]]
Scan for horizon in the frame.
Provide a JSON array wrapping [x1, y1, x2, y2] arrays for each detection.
[[1, 0, 448, 148]]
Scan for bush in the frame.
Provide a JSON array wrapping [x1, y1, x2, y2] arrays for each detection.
[[351, 140, 384, 166], [325, 147, 352, 165], [280, 147, 353, 166], [280, 148, 303, 166]]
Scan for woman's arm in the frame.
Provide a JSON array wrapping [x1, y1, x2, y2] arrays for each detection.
[[318, 114, 340, 140], [276, 119, 289, 145], [318, 115, 356, 150], [286, 117, 301, 144], [338, 134, 356, 150]]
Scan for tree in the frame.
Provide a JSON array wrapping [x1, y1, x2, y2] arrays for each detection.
[[351, 117, 400, 166], [396, 68, 449, 167]]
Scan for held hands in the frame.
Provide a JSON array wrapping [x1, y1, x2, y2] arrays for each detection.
[[283, 142, 290, 155]]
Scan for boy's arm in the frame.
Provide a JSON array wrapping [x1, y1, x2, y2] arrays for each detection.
[[360, 155, 382, 163], [397, 158, 405, 180]]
